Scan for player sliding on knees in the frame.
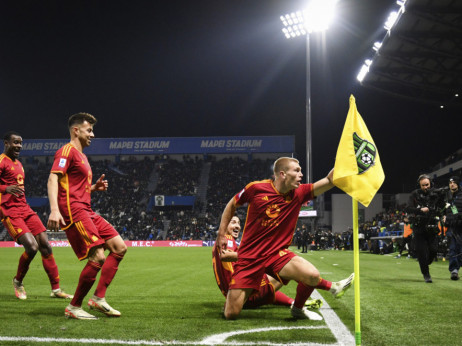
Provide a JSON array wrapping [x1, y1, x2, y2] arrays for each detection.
[[213, 215, 323, 311], [216, 157, 354, 320]]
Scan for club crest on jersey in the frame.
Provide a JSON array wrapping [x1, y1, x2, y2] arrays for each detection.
[[353, 132, 376, 174], [59, 158, 67, 168], [265, 204, 280, 219], [227, 240, 233, 248]]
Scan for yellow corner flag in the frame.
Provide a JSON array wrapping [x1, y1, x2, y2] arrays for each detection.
[[333, 95, 385, 207]]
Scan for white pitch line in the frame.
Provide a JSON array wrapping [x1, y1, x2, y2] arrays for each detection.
[[200, 326, 328, 345], [1, 292, 354, 346], [311, 290, 355, 346]]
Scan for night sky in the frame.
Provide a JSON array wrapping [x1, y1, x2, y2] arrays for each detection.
[[1, 0, 460, 194]]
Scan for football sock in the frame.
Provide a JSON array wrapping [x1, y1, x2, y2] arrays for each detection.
[[94, 252, 124, 298], [15, 252, 33, 283], [42, 253, 60, 290], [71, 261, 102, 307], [316, 278, 332, 291], [293, 282, 315, 309], [273, 291, 294, 306]]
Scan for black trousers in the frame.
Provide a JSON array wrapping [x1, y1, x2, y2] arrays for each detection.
[[413, 227, 438, 276]]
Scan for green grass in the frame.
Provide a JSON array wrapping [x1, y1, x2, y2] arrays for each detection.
[[0, 246, 460, 345]]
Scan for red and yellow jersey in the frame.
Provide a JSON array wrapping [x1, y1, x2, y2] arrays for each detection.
[[212, 234, 238, 297], [0, 154, 31, 217], [235, 179, 313, 259], [50, 143, 93, 227]]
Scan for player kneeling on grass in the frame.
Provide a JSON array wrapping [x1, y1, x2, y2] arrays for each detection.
[[213, 215, 323, 312], [216, 157, 354, 320], [47, 113, 127, 320]]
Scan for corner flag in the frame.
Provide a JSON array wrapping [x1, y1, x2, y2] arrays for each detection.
[[333, 95, 385, 207]]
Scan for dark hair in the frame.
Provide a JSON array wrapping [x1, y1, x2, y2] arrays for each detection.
[[449, 176, 461, 185], [3, 131, 21, 141], [68, 112, 97, 129], [417, 174, 432, 187]]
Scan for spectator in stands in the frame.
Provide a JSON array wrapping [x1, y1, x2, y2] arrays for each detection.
[[445, 176, 462, 280], [301, 227, 309, 253], [405, 174, 440, 283], [0, 131, 73, 300]]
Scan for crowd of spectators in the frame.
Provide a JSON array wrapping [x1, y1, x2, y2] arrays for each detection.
[[6, 154, 449, 259], [1, 155, 273, 242]]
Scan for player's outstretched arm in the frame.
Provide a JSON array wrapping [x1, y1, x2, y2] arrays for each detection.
[[91, 174, 108, 192], [313, 168, 334, 197], [217, 198, 237, 252], [47, 173, 65, 231]]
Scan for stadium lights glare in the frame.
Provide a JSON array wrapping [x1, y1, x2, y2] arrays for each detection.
[[280, 0, 337, 39], [356, 60, 372, 82], [358, 1, 406, 84], [373, 42, 382, 52], [279, 0, 338, 184], [384, 11, 399, 31]]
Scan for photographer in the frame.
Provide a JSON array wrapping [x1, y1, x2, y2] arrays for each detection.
[[445, 176, 462, 281], [406, 174, 447, 283]]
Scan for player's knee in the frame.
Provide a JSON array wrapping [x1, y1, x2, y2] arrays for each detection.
[[24, 242, 39, 256], [302, 268, 320, 286], [39, 244, 53, 257], [118, 243, 128, 256], [224, 306, 241, 320]]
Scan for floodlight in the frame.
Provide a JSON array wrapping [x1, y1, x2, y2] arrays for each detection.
[[373, 42, 382, 52], [384, 11, 399, 31], [279, 0, 338, 184], [280, 0, 337, 39], [357, 60, 372, 82], [304, 0, 337, 33]]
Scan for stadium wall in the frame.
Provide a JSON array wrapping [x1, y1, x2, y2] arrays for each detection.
[[331, 193, 384, 233], [0, 240, 207, 248]]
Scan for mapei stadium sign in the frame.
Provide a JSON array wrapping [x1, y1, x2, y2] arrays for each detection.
[[1, 136, 294, 156]]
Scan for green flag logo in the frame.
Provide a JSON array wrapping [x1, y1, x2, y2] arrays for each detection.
[[353, 132, 376, 174]]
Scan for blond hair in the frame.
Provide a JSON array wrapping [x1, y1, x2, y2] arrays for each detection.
[[273, 157, 299, 175]]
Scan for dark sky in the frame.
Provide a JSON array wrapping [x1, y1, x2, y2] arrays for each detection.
[[1, 0, 460, 194]]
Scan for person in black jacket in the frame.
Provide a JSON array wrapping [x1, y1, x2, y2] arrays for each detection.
[[406, 174, 442, 283], [445, 176, 462, 281]]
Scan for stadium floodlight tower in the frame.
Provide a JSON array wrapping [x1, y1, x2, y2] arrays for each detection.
[[280, 0, 337, 184]]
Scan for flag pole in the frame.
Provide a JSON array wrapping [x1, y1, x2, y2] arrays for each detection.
[[352, 198, 361, 346]]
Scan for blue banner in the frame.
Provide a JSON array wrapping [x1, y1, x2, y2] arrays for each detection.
[[1, 136, 294, 156]]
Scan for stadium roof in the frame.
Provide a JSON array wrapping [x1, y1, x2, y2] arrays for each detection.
[[358, 0, 462, 107]]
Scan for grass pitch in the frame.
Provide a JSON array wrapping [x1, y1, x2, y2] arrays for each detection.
[[0, 246, 460, 345]]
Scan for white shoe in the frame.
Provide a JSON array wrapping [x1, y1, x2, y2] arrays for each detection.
[[13, 278, 27, 300], [50, 288, 74, 299], [88, 296, 121, 317], [290, 305, 323, 321], [331, 273, 355, 298], [65, 304, 98, 320]]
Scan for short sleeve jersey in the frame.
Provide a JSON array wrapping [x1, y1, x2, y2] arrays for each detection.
[[212, 234, 238, 296], [0, 154, 31, 217], [235, 179, 313, 259], [50, 143, 92, 226]]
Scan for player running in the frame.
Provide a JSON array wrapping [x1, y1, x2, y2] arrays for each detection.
[[47, 113, 127, 320], [1, 131, 72, 300]]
